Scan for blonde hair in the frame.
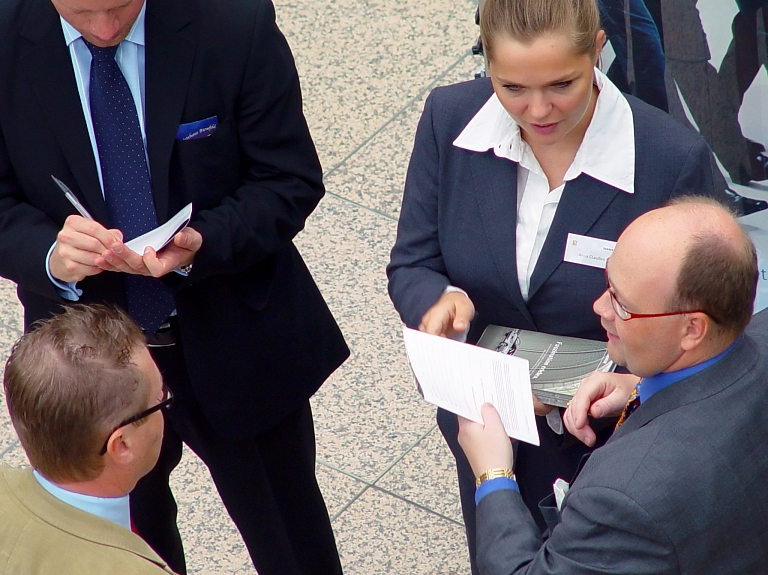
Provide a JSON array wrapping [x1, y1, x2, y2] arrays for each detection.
[[480, 0, 602, 61]]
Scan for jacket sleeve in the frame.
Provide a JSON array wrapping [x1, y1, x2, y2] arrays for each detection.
[[386, 89, 452, 328], [183, 0, 325, 283], [476, 487, 677, 575], [669, 136, 723, 201], [0, 128, 64, 301]]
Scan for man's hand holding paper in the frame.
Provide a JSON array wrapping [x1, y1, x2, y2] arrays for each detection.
[[458, 403, 514, 476], [103, 226, 202, 278], [402, 327, 539, 446], [98, 203, 198, 278]]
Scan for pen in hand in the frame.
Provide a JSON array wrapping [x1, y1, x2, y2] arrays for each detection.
[[51, 175, 95, 221]]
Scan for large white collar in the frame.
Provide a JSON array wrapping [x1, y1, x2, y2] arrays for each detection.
[[453, 68, 635, 194]]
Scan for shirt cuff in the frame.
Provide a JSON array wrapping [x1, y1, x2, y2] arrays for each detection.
[[46, 242, 82, 301], [546, 409, 564, 435], [443, 285, 470, 342], [475, 477, 519, 505]]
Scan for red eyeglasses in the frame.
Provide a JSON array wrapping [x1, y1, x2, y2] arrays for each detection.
[[603, 267, 705, 321]]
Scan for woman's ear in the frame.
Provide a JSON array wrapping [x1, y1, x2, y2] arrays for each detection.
[[594, 30, 606, 62]]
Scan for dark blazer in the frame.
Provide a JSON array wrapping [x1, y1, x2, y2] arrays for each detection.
[[0, 0, 348, 439], [387, 77, 722, 344], [476, 312, 768, 575]]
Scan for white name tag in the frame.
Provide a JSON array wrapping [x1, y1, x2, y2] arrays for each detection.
[[563, 233, 616, 269]]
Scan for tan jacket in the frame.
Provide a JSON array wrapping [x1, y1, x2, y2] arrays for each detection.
[[0, 466, 176, 574]]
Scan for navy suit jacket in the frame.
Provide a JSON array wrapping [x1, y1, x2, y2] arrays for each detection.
[[0, 0, 348, 438], [475, 311, 768, 574], [387, 78, 723, 344]]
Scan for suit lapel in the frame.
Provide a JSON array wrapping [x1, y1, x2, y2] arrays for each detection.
[[144, 0, 195, 223], [527, 176, 619, 299], [469, 152, 536, 327], [20, 0, 108, 224]]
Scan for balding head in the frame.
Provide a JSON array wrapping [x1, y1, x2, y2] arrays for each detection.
[[594, 198, 757, 377], [665, 197, 757, 335]]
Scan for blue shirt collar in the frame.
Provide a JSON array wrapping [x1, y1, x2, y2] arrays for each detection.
[[638, 337, 741, 403], [60, 1, 146, 47], [33, 470, 131, 530]]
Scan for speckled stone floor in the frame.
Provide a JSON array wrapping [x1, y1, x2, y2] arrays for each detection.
[[0, 1, 479, 573]]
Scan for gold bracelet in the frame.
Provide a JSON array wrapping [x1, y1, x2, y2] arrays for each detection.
[[475, 468, 515, 488]]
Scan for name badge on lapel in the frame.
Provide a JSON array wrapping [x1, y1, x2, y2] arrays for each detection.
[[563, 233, 616, 269], [176, 116, 218, 141]]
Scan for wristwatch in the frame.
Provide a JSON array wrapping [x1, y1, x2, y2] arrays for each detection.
[[475, 468, 516, 487]]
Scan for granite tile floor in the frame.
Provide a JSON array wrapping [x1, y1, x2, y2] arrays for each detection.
[[0, 0, 479, 573]]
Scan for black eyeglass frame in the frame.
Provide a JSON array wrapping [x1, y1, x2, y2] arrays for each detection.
[[99, 386, 174, 455]]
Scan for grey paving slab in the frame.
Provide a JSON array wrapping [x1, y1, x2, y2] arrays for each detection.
[[375, 425, 463, 524], [0, 393, 18, 455], [316, 462, 369, 519], [0, 277, 23, 333], [324, 54, 481, 219], [0, 441, 27, 468], [0, 322, 22, 455], [333, 486, 470, 575], [274, 0, 477, 171], [297, 195, 436, 481]]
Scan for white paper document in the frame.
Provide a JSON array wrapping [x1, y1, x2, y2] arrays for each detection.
[[125, 203, 193, 255], [402, 327, 540, 446]]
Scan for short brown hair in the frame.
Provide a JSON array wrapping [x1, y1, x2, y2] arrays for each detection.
[[668, 199, 757, 337], [4, 305, 148, 483], [480, 0, 602, 61]]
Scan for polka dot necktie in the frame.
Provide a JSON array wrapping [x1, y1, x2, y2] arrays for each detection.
[[85, 40, 175, 334]]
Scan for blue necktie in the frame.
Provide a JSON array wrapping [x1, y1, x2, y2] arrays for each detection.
[[86, 40, 175, 333]]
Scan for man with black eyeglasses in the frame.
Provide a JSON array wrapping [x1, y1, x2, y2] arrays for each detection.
[[0, 304, 177, 575]]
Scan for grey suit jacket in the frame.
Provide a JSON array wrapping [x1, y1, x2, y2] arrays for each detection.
[[476, 312, 768, 575]]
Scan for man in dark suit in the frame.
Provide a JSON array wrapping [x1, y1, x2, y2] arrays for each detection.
[[458, 197, 768, 574], [0, 1, 349, 574]]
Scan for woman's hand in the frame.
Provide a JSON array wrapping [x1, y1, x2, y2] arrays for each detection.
[[419, 291, 475, 338]]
